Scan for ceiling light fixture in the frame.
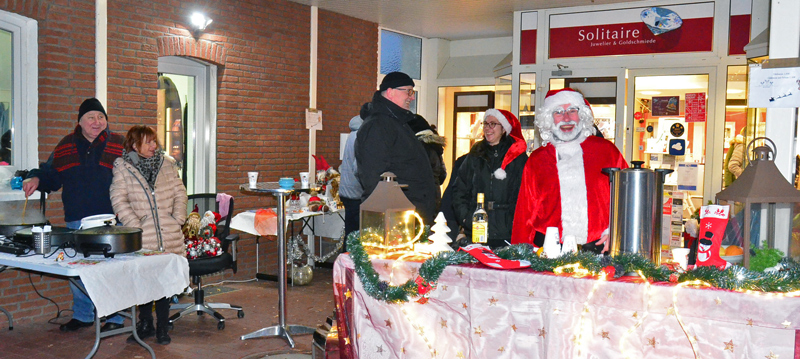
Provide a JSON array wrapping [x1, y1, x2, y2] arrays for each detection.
[[190, 12, 213, 34]]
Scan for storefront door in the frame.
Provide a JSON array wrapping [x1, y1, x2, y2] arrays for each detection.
[[542, 69, 625, 152], [625, 67, 717, 221]]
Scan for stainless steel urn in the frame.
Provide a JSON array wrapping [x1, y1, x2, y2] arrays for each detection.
[[603, 161, 673, 264]]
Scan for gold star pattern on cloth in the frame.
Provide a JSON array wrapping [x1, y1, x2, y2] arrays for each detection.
[[344, 337, 350, 345], [553, 308, 561, 315], [632, 311, 639, 319], [600, 330, 610, 340], [539, 327, 547, 338], [528, 290, 535, 297], [440, 318, 448, 328], [377, 345, 384, 353], [345, 290, 352, 299], [462, 303, 469, 309], [442, 284, 448, 291], [765, 350, 778, 359], [781, 320, 792, 328], [607, 292, 614, 298], [715, 297, 722, 305], [401, 348, 406, 354], [364, 314, 371, 320], [498, 347, 505, 353], [456, 269, 464, 278], [647, 337, 657, 348], [383, 263, 390, 271], [474, 326, 483, 337], [456, 352, 465, 358], [666, 305, 675, 316], [385, 319, 392, 328], [724, 340, 735, 352], [511, 324, 518, 332], [747, 318, 754, 326], [489, 297, 499, 306]]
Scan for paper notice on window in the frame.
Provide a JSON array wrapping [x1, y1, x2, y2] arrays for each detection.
[[306, 109, 322, 130], [748, 65, 800, 108], [677, 162, 699, 191]]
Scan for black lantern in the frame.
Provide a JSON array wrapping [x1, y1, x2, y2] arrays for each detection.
[[716, 137, 800, 268]]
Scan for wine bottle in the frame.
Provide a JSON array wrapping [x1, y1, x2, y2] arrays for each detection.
[[472, 193, 488, 244]]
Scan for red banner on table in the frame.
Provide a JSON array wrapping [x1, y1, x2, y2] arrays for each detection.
[[728, 0, 752, 56], [549, 2, 714, 59], [684, 92, 707, 123], [520, 11, 538, 64]]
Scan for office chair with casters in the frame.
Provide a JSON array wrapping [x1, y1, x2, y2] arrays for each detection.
[[169, 193, 244, 330]]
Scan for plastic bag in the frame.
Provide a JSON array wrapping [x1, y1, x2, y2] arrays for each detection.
[[254, 208, 277, 236]]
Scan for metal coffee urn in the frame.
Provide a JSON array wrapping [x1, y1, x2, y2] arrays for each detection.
[[603, 161, 673, 264]]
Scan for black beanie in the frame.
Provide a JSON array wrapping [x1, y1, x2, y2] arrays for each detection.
[[379, 72, 414, 92], [408, 114, 432, 134], [78, 98, 108, 122]]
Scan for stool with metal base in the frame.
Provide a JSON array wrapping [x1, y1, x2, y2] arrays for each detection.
[[240, 183, 314, 347]]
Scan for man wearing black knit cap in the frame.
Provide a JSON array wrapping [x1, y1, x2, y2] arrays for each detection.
[[355, 72, 439, 224], [23, 97, 126, 333]]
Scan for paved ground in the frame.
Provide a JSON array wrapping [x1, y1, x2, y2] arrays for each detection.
[[1, 267, 335, 359]]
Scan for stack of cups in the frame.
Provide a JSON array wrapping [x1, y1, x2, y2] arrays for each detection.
[[32, 225, 52, 255]]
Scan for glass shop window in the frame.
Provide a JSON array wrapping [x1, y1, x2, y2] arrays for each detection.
[[721, 65, 765, 190], [518, 73, 536, 154], [0, 10, 38, 171], [380, 29, 421, 79]]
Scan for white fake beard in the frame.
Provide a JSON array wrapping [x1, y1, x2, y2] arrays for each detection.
[[552, 121, 582, 142]]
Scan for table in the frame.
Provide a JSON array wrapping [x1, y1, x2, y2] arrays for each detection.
[[238, 182, 315, 347], [0, 249, 190, 358], [333, 254, 800, 359]]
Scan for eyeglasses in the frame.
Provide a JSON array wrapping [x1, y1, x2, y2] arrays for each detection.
[[552, 107, 580, 118], [482, 121, 501, 129], [394, 87, 415, 96]]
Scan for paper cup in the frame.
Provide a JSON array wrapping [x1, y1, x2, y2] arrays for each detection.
[[299, 172, 310, 188], [672, 248, 690, 270], [248, 172, 259, 189]]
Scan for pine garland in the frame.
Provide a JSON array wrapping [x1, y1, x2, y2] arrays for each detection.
[[346, 231, 800, 304]]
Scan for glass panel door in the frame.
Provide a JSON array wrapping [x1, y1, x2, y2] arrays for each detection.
[[452, 91, 494, 161]]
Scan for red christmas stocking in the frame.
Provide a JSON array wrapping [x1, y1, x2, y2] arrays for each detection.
[[460, 244, 531, 269], [696, 205, 731, 270]]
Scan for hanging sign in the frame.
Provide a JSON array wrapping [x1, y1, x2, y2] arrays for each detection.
[[748, 65, 800, 108], [684, 92, 707, 122], [728, 0, 752, 56], [520, 11, 538, 65], [548, 2, 714, 59]]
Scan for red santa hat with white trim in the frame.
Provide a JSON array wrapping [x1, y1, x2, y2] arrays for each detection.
[[534, 88, 596, 145], [483, 109, 527, 180]]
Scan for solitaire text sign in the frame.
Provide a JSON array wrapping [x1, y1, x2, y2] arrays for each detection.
[[548, 2, 714, 59]]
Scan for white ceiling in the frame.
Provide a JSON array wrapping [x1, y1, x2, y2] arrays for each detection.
[[291, 0, 640, 41]]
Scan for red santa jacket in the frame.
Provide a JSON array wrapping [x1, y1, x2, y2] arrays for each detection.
[[511, 136, 627, 246]]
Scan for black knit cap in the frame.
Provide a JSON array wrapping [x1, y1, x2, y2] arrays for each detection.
[[77, 98, 108, 122], [379, 72, 414, 92], [408, 114, 432, 133]]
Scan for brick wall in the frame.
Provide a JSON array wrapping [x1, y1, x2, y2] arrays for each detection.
[[0, 0, 377, 325]]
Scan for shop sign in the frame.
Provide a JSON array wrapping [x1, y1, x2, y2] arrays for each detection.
[[549, 2, 714, 59], [652, 96, 680, 116], [729, 0, 751, 56], [677, 162, 698, 191], [748, 65, 800, 108], [520, 11, 538, 65], [684, 92, 706, 122]]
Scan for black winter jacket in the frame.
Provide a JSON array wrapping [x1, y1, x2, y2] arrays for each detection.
[[355, 91, 439, 224], [452, 135, 527, 248]]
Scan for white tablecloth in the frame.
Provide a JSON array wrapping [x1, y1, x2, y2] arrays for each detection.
[[0, 250, 189, 317], [230, 208, 343, 238]]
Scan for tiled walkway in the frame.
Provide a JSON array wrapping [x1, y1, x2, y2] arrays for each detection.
[[1, 267, 335, 359]]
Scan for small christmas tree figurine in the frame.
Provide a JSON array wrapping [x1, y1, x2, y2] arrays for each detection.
[[426, 212, 454, 253]]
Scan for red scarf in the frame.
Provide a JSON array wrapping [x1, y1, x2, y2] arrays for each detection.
[[52, 125, 123, 172]]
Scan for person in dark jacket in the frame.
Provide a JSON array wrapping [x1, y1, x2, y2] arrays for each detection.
[[22, 98, 125, 332], [355, 72, 439, 224], [408, 114, 447, 188], [452, 109, 528, 248]]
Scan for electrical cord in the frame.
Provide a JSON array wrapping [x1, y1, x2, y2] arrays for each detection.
[[26, 272, 73, 325]]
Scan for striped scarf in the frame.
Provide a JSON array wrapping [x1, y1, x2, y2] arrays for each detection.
[[52, 125, 124, 172]]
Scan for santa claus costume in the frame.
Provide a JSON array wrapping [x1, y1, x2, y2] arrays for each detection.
[[511, 88, 627, 249]]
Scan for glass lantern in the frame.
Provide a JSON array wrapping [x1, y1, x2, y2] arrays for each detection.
[[715, 138, 800, 268], [359, 172, 423, 257]]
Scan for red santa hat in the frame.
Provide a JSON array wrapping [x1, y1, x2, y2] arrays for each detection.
[[312, 154, 330, 171], [483, 109, 527, 180], [535, 88, 595, 145]]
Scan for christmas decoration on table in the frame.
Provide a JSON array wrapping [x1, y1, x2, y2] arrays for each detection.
[[182, 209, 223, 260], [460, 244, 531, 269], [312, 154, 343, 207], [307, 192, 330, 213], [413, 212, 453, 255], [695, 204, 732, 270]]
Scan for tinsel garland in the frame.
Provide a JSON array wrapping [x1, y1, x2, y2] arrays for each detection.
[[346, 231, 800, 304]]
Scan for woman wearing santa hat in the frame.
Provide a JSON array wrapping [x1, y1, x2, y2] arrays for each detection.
[[452, 109, 528, 248]]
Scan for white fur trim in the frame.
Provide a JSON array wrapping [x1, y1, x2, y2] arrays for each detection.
[[543, 90, 586, 109], [555, 141, 589, 244], [484, 109, 511, 135], [493, 168, 507, 180]]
